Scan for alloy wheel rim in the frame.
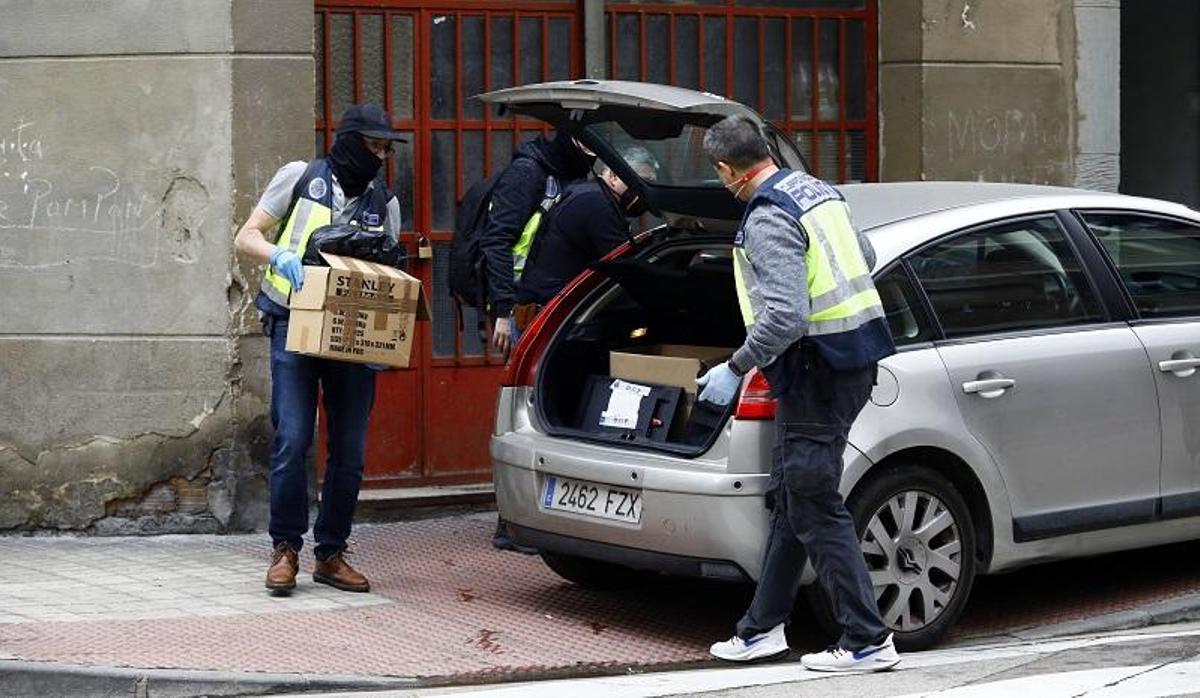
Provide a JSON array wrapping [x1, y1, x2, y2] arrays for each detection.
[[860, 489, 962, 633]]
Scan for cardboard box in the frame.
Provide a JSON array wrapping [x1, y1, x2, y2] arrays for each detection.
[[609, 345, 735, 440], [609, 345, 734, 396], [286, 253, 429, 368]]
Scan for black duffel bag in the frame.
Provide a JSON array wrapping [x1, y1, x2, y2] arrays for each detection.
[[302, 223, 407, 270]]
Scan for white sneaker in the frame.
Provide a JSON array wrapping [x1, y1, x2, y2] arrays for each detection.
[[709, 623, 789, 662], [801, 633, 900, 673]]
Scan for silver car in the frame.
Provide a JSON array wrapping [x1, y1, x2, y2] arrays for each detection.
[[484, 80, 1200, 650]]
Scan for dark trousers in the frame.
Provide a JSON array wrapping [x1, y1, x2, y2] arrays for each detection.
[[267, 318, 376, 561], [736, 362, 887, 650]]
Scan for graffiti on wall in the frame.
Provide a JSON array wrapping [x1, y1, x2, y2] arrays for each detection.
[[936, 107, 1070, 184], [0, 117, 211, 270]]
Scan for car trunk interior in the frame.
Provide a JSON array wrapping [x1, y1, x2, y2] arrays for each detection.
[[535, 236, 746, 456]]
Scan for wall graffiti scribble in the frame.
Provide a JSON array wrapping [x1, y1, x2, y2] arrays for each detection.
[[0, 118, 210, 270]]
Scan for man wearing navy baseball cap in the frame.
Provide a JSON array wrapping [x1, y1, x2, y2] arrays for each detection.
[[234, 104, 405, 596]]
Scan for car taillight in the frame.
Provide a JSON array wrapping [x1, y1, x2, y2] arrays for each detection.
[[502, 242, 630, 387], [734, 368, 776, 420]]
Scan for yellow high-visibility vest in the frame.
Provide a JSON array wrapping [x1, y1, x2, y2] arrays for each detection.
[[260, 193, 332, 308], [734, 173, 884, 337], [510, 175, 561, 281]]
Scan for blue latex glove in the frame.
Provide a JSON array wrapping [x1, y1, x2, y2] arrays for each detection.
[[270, 248, 304, 291], [696, 361, 742, 406]]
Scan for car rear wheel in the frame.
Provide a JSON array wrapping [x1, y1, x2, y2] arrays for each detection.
[[540, 552, 647, 590], [802, 465, 977, 651]]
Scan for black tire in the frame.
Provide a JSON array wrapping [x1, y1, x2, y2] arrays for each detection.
[[540, 552, 647, 590], [801, 465, 978, 652]]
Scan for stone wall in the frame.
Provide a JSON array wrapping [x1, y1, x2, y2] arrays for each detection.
[[1073, 0, 1120, 192], [879, 0, 1089, 186], [0, 0, 313, 534]]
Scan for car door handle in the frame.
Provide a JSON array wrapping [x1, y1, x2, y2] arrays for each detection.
[[962, 378, 1015, 398], [1158, 357, 1200, 377]]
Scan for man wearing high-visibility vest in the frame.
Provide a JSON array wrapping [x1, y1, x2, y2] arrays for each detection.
[[479, 132, 595, 355], [698, 115, 900, 673], [234, 104, 404, 596]]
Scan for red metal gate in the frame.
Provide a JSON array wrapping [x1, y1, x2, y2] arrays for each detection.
[[313, 0, 876, 489], [314, 1, 581, 487]]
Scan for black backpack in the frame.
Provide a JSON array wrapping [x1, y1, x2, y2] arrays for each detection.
[[448, 171, 562, 311], [448, 172, 502, 309]]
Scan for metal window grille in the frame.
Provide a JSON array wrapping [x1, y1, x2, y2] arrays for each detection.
[[605, 0, 877, 183]]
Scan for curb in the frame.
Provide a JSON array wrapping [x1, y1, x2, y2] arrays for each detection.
[[1003, 592, 1200, 642], [0, 660, 419, 698]]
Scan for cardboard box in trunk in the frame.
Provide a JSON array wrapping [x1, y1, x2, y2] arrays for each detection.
[[609, 345, 735, 440], [609, 345, 734, 395], [286, 252, 429, 368]]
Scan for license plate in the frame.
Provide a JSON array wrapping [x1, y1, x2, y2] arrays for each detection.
[[542, 475, 643, 524]]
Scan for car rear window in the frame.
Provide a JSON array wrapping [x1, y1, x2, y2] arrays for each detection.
[[585, 120, 720, 188]]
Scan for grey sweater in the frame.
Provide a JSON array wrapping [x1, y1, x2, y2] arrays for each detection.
[[730, 201, 876, 374]]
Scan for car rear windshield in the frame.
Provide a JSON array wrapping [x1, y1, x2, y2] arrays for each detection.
[[583, 120, 721, 189]]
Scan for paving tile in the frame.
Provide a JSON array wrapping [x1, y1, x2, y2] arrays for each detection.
[[186, 606, 244, 618], [56, 604, 110, 615], [4, 588, 53, 599], [23, 613, 84, 623], [31, 581, 80, 591]]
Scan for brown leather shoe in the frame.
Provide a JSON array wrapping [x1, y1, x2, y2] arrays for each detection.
[[265, 543, 299, 595], [313, 551, 370, 592]]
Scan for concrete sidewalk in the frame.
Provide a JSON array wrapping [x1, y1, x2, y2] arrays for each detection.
[[0, 514, 1197, 697]]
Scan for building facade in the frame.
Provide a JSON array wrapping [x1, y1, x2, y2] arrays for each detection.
[[0, 0, 1192, 533]]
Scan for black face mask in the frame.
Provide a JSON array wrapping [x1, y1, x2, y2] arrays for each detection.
[[617, 187, 649, 218], [328, 133, 382, 197]]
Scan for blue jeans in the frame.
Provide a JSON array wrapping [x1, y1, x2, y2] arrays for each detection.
[[267, 318, 376, 561], [735, 360, 886, 650]]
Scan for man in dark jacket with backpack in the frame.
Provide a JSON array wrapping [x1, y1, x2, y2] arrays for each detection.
[[512, 145, 659, 329], [479, 132, 595, 354], [234, 104, 404, 596]]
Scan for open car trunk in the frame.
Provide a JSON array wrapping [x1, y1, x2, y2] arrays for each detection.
[[535, 234, 746, 456]]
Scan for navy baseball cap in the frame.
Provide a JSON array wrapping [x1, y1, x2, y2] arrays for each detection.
[[336, 104, 407, 142]]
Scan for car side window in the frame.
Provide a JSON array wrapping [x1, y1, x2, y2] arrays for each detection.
[[1081, 213, 1200, 320], [875, 267, 935, 346], [908, 216, 1104, 339]]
